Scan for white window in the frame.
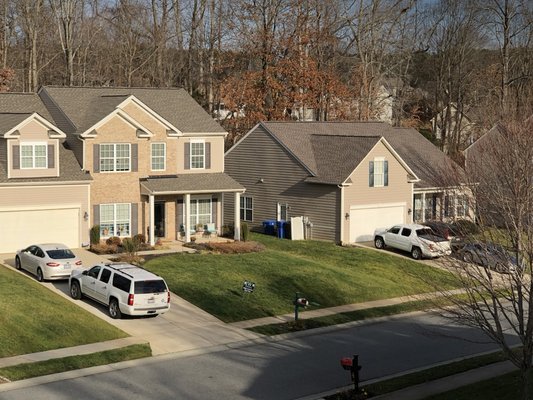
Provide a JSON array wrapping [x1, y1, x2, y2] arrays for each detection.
[[456, 195, 469, 218], [20, 143, 47, 169], [100, 143, 130, 172], [189, 198, 212, 227], [373, 158, 385, 187], [100, 203, 131, 237], [277, 202, 288, 221], [190, 141, 205, 169], [240, 196, 253, 221], [151, 143, 166, 171]]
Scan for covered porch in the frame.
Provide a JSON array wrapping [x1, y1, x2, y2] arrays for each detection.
[[413, 188, 471, 223], [140, 173, 245, 246]]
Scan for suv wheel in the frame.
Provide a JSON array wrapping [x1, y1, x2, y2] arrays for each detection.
[[109, 299, 122, 319], [15, 256, 21, 270], [411, 247, 422, 260], [70, 281, 82, 300], [36, 268, 44, 282], [375, 237, 385, 249]]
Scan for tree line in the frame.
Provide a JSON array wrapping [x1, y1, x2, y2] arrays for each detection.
[[1, 0, 532, 157]]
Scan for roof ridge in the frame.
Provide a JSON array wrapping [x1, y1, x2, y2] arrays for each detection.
[[311, 133, 382, 137], [43, 85, 185, 91]]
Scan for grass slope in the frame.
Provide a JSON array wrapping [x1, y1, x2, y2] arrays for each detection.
[[144, 233, 457, 322]]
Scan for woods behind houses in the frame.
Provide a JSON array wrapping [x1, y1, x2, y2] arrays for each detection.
[[1, 0, 532, 154]]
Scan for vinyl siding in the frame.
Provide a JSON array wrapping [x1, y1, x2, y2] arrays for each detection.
[[224, 126, 340, 242]]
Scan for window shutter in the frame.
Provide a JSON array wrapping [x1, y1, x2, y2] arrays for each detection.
[[48, 145, 55, 169], [93, 144, 100, 173], [12, 145, 20, 170], [368, 161, 374, 187], [205, 142, 211, 169], [384, 160, 389, 186], [184, 143, 190, 169], [93, 205, 100, 226], [176, 199, 183, 230], [131, 203, 138, 236], [212, 197, 217, 225], [131, 144, 138, 172]]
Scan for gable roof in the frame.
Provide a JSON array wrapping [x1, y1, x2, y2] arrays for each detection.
[[253, 121, 458, 189], [0, 93, 56, 136], [39, 86, 226, 135]]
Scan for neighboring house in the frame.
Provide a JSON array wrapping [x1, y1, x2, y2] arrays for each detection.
[[431, 103, 477, 153], [224, 121, 468, 244], [0, 93, 91, 253], [38, 86, 244, 246]]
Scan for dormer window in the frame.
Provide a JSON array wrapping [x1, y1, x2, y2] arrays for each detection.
[[21, 143, 47, 169]]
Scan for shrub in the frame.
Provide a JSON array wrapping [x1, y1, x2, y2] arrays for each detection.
[[90, 225, 100, 246], [454, 219, 480, 235], [241, 222, 250, 242], [133, 233, 146, 244], [122, 237, 139, 254], [221, 224, 234, 238], [106, 236, 122, 246], [91, 243, 118, 254]]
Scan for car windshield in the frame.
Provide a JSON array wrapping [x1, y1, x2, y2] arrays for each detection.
[[416, 228, 434, 237], [134, 280, 167, 294], [46, 249, 75, 259]]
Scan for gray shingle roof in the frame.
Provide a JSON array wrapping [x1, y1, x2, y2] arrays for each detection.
[[261, 121, 460, 189], [0, 93, 56, 135], [141, 173, 244, 194], [0, 140, 91, 183], [40, 86, 226, 134]]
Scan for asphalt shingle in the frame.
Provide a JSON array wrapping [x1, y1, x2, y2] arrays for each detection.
[[141, 173, 244, 194]]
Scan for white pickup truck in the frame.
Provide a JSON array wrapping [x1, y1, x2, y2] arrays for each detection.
[[374, 223, 452, 259]]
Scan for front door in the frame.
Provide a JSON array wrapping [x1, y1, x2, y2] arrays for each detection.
[[155, 202, 165, 238]]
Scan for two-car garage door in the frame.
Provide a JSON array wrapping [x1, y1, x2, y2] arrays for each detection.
[[0, 208, 80, 253], [349, 203, 405, 243]]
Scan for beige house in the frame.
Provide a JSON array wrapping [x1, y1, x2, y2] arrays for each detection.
[[0, 88, 243, 253], [224, 122, 466, 244]]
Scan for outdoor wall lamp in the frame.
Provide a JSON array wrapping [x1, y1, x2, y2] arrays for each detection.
[[259, 178, 265, 183], [408, 208, 412, 215], [83, 211, 89, 221], [345, 212, 350, 219]]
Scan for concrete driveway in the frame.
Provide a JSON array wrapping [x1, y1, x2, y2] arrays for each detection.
[[1, 249, 260, 356]]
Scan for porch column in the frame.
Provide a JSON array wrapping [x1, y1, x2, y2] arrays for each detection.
[[149, 195, 155, 246], [421, 192, 426, 223], [453, 191, 458, 220], [184, 193, 191, 243], [234, 192, 241, 241]]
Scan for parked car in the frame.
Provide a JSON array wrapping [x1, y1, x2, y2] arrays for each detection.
[[457, 242, 523, 274], [422, 221, 465, 251], [15, 243, 82, 282], [374, 224, 452, 259], [69, 262, 170, 319]]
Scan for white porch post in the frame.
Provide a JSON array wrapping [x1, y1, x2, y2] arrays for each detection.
[[421, 192, 426, 223], [453, 191, 458, 220], [184, 193, 191, 243], [149, 195, 155, 246], [234, 192, 241, 241]]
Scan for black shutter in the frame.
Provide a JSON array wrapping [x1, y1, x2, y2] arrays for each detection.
[[384, 160, 388, 186], [184, 143, 190, 169], [48, 145, 55, 169], [205, 142, 211, 169], [12, 145, 20, 169], [369, 161, 374, 187], [93, 205, 100, 226], [131, 144, 138, 172], [131, 203, 138, 236], [93, 144, 100, 173]]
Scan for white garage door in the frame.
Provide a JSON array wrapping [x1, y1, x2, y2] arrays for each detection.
[[349, 204, 405, 243], [0, 208, 80, 253]]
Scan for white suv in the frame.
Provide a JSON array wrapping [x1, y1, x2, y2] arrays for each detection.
[[69, 262, 170, 319]]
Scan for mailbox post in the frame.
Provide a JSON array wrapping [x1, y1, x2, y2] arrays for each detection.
[[340, 354, 362, 393], [293, 292, 309, 321]]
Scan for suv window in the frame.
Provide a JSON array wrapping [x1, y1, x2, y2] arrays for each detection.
[[134, 280, 167, 294], [401, 228, 411, 237], [389, 226, 401, 234], [88, 266, 101, 279], [113, 274, 132, 293], [99, 268, 112, 283]]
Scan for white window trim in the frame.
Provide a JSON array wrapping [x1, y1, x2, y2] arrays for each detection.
[[151, 142, 166, 171], [277, 202, 288, 221], [373, 157, 385, 188], [188, 196, 212, 226], [240, 196, 253, 222], [20, 142, 48, 170], [190, 139, 205, 170], [100, 143, 131, 173], [100, 203, 131, 238]]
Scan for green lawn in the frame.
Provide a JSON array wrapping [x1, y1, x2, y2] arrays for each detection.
[[143, 233, 457, 322], [0, 266, 127, 358]]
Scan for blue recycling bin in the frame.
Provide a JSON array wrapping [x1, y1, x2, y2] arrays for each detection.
[[276, 220, 286, 239], [262, 220, 276, 235]]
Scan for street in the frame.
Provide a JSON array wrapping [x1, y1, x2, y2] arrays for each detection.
[[0, 311, 518, 400]]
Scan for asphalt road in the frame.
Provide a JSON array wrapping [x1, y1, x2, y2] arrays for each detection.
[[0, 312, 518, 400]]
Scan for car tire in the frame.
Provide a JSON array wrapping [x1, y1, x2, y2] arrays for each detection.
[[15, 256, 21, 270], [109, 298, 122, 319], [411, 247, 422, 260], [36, 268, 44, 282], [375, 237, 385, 249], [70, 281, 82, 300], [463, 252, 473, 263]]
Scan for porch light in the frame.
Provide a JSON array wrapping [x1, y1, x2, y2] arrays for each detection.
[[83, 211, 89, 221], [408, 208, 412, 215], [345, 212, 350, 219]]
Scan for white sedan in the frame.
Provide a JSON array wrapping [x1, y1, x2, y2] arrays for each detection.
[[15, 243, 82, 282]]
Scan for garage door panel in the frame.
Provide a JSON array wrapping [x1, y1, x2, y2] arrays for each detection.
[[0, 208, 80, 253], [350, 205, 405, 243]]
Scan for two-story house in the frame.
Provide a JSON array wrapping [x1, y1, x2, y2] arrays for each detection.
[[0, 87, 244, 253]]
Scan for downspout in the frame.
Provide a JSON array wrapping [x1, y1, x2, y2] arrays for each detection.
[[338, 184, 345, 245]]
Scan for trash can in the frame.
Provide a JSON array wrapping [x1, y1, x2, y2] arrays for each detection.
[[262, 220, 276, 235], [276, 220, 286, 239]]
